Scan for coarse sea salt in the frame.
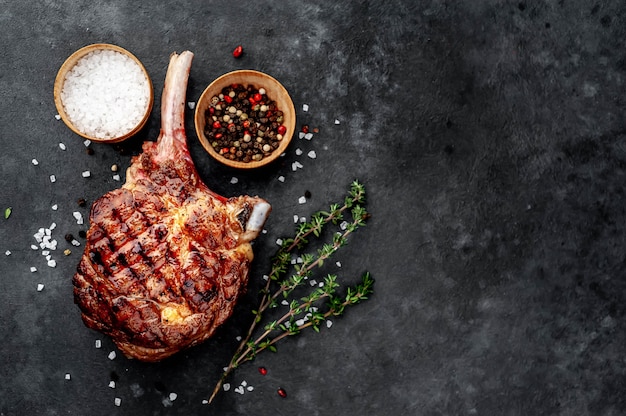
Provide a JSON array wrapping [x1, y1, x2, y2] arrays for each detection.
[[61, 49, 150, 140], [32, 158, 39, 165]]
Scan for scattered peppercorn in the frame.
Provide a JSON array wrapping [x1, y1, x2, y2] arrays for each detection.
[[64, 249, 72, 256], [65, 233, 74, 242], [85, 147, 94, 155], [78, 230, 87, 238], [204, 83, 287, 163], [77, 198, 86, 207], [304, 190, 312, 199]]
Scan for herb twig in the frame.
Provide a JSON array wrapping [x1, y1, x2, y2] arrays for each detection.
[[209, 180, 372, 403]]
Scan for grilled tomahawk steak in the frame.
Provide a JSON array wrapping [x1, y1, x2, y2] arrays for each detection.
[[72, 51, 271, 362]]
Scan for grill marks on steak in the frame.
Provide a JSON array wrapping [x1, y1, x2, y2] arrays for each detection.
[[72, 51, 271, 361]]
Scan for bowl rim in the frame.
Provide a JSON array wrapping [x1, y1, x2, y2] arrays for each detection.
[[194, 69, 296, 169], [53, 43, 154, 143]]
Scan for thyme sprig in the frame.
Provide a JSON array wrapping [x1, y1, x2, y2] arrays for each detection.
[[209, 180, 372, 403]]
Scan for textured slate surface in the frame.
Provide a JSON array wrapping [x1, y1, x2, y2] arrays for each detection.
[[1, 1, 625, 415]]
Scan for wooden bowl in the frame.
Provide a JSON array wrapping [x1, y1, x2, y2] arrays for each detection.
[[53, 43, 153, 143], [194, 70, 296, 169]]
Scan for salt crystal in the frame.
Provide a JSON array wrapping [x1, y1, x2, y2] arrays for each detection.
[[340, 221, 349, 230], [112, 174, 121, 181], [230, 177, 238, 184], [114, 397, 122, 407], [298, 196, 307, 204], [247, 386, 254, 392], [47, 259, 56, 268], [109, 381, 116, 388], [262, 275, 269, 281], [65, 373, 71, 380], [304, 133, 313, 140], [276, 238, 283, 246], [50, 175, 56, 183], [169, 393, 177, 401], [294, 161, 303, 169], [71, 239, 81, 247], [236, 336, 242, 341], [32, 158, 39, 165], [81, 170, 91, 178], [59, 143, 66, 150], [83, 140, 91, 147], [95, 339, 101, 348], [295, 319, 305, 326], [295, 148, 303, 156], [31, 245, 38, 250], [299, 132, 306, 139], [241, 381, 247, 387], [108, 351, 116, 360], [37, 284, 44, 291], [293, 215, 299, 223], [300, 216, 306, 223], [54, 114, 62, 120], [49, 222, 56, 230], [281, 300, 289, 306], [73, 212, 84, 225], [302, 104, 309, 112], [327, 320, 333, 328], [336, 261, 342, 267], [310, 279, 317, 287], [202, 400, 209, 405], [51, 204, 58, 210], [223, 383, 231, 392], [307, 150, 317, 159], [296, 256, 303, 263], [278, 176, 285, 182], [335, 119, 340, 124], [30, 267, 37, 272], [235, 386, 245, 394], [5, 250, 10, 256], [187, 102, 196, 110]]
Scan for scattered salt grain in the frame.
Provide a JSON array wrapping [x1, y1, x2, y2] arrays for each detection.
[[109, 381, 116, 388], [281, 300, 289, 306], [5, 250, 10, 256], [30, 267, 37, 273], [293, 215, 299, 223], [336, 261, 342, 267], [295, 148, 303, 156], [223, 383, 231, 392], [278, 175, 285, 182], [230, 177, 238, 184], [247, 386, 254, 392], [54, 114, 62, 120], [37, 284, 44, 292], [32, 159, 39, 165], [60, 49, 150, 140], [73, 211, 84, 225], [298, 196, 307, 204], [59, 143, 66, 150], [114, 397, 122, 407], [71, 239, 81, 247], [108, 351, 117, 360], [50, 175, 56, 183], [298, 132, 306, 139], [340, 221, 349, 230], [335, 119, 340, 125], [307, 150, 317, 159], [169, 393, 178, 401], [310, 279, 317, 287], [302, 104, 309, 112], [236, 336, 242, 341], [51, 204, 58, 210], [95, 339, 102, 348], [327, 320, 333, 328], [47, 259, 56, 268], [81, 170, 91, 178], [300, 216, 306, 223], [235, 386, 245, 394], [262, 274, 269, 281], [112, 174, 121, 181], [65, 373, 71, 380], [304, 132, 313, 140], [292, 161, 303, 171], [202, 399, 209, 405]]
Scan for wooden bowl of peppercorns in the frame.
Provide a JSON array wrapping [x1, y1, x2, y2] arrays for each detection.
[[194, 70, 296, 169]]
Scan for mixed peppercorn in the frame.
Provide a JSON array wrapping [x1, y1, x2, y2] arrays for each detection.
[[203, 84, 286, 163]]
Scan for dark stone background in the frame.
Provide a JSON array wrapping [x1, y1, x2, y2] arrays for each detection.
[[1, 1, 625, 415]]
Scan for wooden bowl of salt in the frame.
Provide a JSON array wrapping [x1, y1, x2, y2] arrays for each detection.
[[54, 43, 153, 143]]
